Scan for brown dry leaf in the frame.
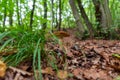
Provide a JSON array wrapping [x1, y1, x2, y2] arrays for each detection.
[[41, 67, 54, 75], [83, 69, 113, 80], [66, 50, 73, 57], [57, 70, 68, 79], [93, 47, 104, 53], [72, 68, 81, 76], [0, 60, 7, 77], [109, 57, 120, 71], [72, 58, 79, 64]]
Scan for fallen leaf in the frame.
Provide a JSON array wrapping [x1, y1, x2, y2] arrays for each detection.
[[109, 57, 120, 71], [57, 70, 68, 79], [112, 53, 120, 59], [72, 68, 81, 76], [0, 60, 7, 77], [83, 69, 113, 80], [93, 47, 104, 53], [66, 51, 73, 57], [41, 67, 54, 75]]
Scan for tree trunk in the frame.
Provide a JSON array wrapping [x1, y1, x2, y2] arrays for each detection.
[[92, 0, 112, 29], [29, 0, 36, 30], [9, 10, 13, 26], [58, 0, 62, 30], [9, 13, 13, 26], [16, 0, 21, 26], [55, 3, 58, 29], [102, 0, 112, 28], [3, 1, 7, 27], [69, 0, 85, 39], [42, 0, 47, 30], [76, 0, 94, 38], [8, 0, 14, 26], [19, 0, 23, 25], [51, 0, 54, 32], [92, 0, 102, 28]]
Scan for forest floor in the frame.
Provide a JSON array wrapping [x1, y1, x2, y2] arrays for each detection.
[[1, 29, 120, 80]]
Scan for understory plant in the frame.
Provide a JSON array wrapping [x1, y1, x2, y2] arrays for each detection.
[[0, 28, 46, 80], [0, 26, 61, 80]]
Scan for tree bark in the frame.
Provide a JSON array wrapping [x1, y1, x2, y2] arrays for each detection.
[[29, 0, 36, 30], [76, 0, 94, 38], [102, 0, 112, 28], [51, 0, 54, 32], [9, 1, 13, 26], [58, 0, 62, 30], [19, 0, 23, 25], [3, 0, 7, 27], [42, 0, 47, 30], [55, 2, 58, 29], [92, 0, 112, 29], [92, 0, 102, 28], [9, 14, 13, 26], [16, 0, 21, 26], [69, 0, 85, 38]]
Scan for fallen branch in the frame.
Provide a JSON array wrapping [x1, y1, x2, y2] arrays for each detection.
[[9, 66, 33, 76]]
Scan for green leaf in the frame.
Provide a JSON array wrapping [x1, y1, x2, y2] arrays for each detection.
[[112, 53, 120, 59], [0, 38, 14, 52]]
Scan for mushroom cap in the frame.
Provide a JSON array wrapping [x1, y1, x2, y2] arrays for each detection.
[[53, 31, 70, 38]]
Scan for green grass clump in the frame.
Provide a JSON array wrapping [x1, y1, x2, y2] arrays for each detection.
[[0, 28, 46, 80]]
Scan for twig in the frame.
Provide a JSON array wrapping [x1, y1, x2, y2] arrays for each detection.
[[9, 66, 33, 76]]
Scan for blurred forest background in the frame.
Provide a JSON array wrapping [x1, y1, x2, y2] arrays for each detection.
[[0, 0, 120, 39]]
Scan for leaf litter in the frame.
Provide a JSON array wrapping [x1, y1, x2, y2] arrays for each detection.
[[1, 30, 120, 80]]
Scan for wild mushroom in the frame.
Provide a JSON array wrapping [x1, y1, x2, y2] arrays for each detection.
[[53, 30, 70, 46], [53, 31, 70, 39]]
